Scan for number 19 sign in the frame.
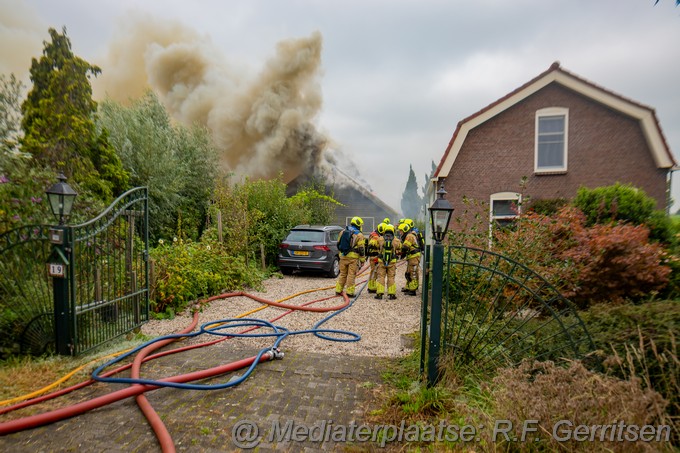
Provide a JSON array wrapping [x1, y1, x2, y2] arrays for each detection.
[[48, 263, 66, 278]]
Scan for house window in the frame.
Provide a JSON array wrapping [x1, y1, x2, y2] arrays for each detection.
[[490, 192, 521, 231], [535, 108, 568, 173]]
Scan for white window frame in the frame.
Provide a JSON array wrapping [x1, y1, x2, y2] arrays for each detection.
[[535, 107, 568, 173], [489, 192, 522, 245]]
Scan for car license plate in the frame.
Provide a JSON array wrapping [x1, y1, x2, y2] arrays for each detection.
[[293, 250, 309, 256]]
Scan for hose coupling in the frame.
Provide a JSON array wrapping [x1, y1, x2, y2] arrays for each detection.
[[270, 347, 284, 360]]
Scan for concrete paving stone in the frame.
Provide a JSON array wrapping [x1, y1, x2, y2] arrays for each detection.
[[1, 344, 388, 452]]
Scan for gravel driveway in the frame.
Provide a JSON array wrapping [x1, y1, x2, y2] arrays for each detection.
[[141, 264, 422, 358]]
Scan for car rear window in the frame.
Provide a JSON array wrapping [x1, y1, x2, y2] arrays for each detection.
[[286, 230, 325, 242]]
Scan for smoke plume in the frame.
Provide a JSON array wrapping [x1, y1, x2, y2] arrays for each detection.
[[0, 0, 46, 80], [95, 15, 333, 182]]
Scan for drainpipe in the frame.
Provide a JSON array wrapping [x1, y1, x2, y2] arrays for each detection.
[[668, 166, 680, 215]]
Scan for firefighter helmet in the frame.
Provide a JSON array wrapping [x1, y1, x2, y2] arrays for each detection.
[[377, 222, 386, 235]]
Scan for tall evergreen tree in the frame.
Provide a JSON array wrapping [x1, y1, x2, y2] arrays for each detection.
[[401, 164, 423, 220], [21, 27, 128, 202], [421, 160, 437, 203]]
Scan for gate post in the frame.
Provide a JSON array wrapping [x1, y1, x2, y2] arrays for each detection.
[[47, 226, 73, 355], [427, 241, 444, 386], [45, 173, 77, 355], [419, 244, 430, 376], [426, 180, 454, 386]]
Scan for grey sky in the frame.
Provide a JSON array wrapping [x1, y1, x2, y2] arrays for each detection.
[[4, 0, 680, 213]]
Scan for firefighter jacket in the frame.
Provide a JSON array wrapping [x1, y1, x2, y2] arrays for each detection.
[[401, 231, 420, 259]]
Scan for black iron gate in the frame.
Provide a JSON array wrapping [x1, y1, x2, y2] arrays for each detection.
[[0, 187, 149, 356], [0, 225, 54, 355], [69, 187, 149, 354], [421, 245, 594, 380]]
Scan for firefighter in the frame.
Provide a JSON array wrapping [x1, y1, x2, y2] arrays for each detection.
[[366, 222, 386, 293], [399, 222, 421, 296], [335, 216, 366, 297], [375, 224, 401, 300]]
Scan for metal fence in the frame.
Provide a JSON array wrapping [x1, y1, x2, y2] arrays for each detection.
[[421, 244, 594, 381], [0, 187, 149, 356]]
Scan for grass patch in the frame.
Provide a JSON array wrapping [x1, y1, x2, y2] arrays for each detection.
[[0, 333, 149, 419]]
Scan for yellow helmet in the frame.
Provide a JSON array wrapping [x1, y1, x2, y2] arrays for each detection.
[[398, 223, 411, 234], [383, 217, 390, 224], [384, 224, 395, 236], [404, 218, 415, 229], [350, 216, 364, 230], [376, 222, 386, 235]]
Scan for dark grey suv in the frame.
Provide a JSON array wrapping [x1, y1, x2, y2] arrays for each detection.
[[277, 225, 343, 277]]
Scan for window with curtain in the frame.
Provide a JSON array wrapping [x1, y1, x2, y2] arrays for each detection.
[[489, 192, 521, 234], [535, 108, 568, 172]]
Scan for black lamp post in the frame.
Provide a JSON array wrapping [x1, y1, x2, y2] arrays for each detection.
[[429, 181, 454, 244], [45, 173, 77, 355], [426, 180, 454, 386], [45, 173, 77, 225]]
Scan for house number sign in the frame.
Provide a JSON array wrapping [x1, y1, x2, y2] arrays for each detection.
[[48, 263, 66, 278]]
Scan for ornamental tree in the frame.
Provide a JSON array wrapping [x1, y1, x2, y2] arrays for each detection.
[[21, 27, 128, 202]]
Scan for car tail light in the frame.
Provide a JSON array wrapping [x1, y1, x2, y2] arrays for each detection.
[[313, 245, 330, 251], [279, 243, 289, 249]]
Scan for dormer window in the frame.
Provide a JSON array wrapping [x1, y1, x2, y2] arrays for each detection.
[[535, 107, 568, 173]]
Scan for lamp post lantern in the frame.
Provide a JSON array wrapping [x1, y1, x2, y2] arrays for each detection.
[[429, 181, 454, 244], [426, 180, 454, 386], [45, 173, 77, 225]]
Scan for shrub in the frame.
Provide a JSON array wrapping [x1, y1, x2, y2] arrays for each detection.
[[209, 175, 339, 268], [573, 182, 675, 245], [660, 251, 680, 300], [526, 197, 568, 216], [647, 210, 679, 246], [491, 207, 583, 292], [487, 360, 670, 451], [447, 196, 491, 249], [149, 237, 265, 315], [288, 177, 343, 226], [0, 156, 53, 233], [210, 176, 298, 266], [493, 207, 671, 307], [573, 182, 656, 226], [561, 222, 670, 306]]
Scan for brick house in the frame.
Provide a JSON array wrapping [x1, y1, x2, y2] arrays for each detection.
[[431, 62, 678, 233]]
